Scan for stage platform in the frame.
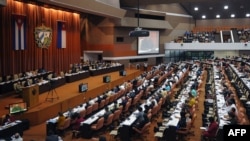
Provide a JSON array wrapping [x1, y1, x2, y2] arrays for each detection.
[[0, 69, 141, 126]]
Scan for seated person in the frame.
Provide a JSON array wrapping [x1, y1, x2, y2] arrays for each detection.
[[14, 81, 23, 94], [38, 67, 46, 73], [133, 113, 149, 130], [2, 114, 15, 125], [134, 107, 145, 123], [191, 87, 197, 97], [111, 101, 120, 112], [188, 93, 196, 108], [46, 130, 63, 141], [103, 107, 112, 123], [24, 79, 32, 87], [11, 133, 23, 141], [71, 113, 84, 131], [176, 111, 187, 131], [224, 107, 238, 125], [57, 112, 66, 129], [121, 96, 128, 108], [201, 117, 219, 140], [224, 99, 237, 114]]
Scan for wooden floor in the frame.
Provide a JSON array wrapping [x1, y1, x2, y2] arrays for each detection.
[[0, 68, 207, 141]]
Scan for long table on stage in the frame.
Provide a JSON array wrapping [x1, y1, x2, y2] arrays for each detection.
[[0, 72, 52, 95], [65, 71, 90, 83], [89, 65, 124, 76], [12, 69, 142, 126], [38, 78, 66, 94]]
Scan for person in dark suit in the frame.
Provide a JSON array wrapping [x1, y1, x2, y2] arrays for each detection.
[[24, 79, 31, 87], [46, 130, 62, 141], [103, 107, 112, 122]]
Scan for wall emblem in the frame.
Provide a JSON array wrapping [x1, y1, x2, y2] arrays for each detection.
[[34, 24, 52, 48]]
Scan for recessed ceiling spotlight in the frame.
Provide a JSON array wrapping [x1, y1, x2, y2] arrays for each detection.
[[202, 15, 206, 19], [216, 15, 220, 18], [209, 7, 213, 10], [240, 5, 244, 9], [231, 14, 235, 18], [224, 5, 229, 9], [194, 7, 198, 11], [246, 13, 250, 17]]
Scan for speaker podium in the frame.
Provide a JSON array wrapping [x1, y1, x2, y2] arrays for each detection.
[[22, 84, 39, 108]]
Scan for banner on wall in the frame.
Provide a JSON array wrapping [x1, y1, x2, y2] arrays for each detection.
[[34, 24, 52, 48], [57, 21, 67, 48], [12, 14, 26, 50]]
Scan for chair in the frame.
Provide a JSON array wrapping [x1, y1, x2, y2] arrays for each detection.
[[99, 100, 105, 109], [104, 97, 110, 106], [79, 109, 86, 118], [123, 101, 131, 114], [92, 102, 99, 113], [132, 122, 151, 140], [86, 105, 93, 117], [91, 117, 104, 131], [104, 113, 114, 127], [113, 110, 121, 122], [57, 118, 71, 137], [177, 113, 197, 140]]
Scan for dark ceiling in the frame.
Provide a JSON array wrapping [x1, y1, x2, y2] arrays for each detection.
[[120, 0, 250, 20]]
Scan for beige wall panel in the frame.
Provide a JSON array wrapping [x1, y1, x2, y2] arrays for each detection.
[[196, 18, 250, 27]]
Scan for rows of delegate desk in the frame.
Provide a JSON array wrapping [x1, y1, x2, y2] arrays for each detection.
[[46, 63, 172, 138], [0, 65, 124, 140], [0, 65, 124, 95], [46, 62, 194, 141]]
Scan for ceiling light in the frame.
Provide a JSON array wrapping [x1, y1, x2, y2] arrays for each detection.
[[231, 14, 235, 18], [202, 15, 206, 19], [216, 15, 220, 18], [224, 5, 228, 9], [194, 7, 198, 11], [209, 7, 213, 10], [246, 14, 250, 17]]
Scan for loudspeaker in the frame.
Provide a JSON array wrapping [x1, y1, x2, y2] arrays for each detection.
[[129, 30, 149, 37]]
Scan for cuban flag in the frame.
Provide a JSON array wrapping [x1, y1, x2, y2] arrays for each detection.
[[57, 21, 66, 48], [12, 15, 26, 50]]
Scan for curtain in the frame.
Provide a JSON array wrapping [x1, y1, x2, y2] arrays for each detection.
[[0, 0, 81, 76]]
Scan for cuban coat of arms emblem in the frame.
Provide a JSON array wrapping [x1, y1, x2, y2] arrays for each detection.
[[34, 24, 52, 48]]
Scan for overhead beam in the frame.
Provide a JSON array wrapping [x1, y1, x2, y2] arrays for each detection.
[[39, 0, 126, 19]]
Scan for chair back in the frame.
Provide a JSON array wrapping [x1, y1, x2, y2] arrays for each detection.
[[104, 113, 114, 126], [99, 100, 105, 109], [104, 97, 110, 106], [86, 105, 93, 116], [123, 101, 131, 113], [96, 117, 105, 130], [151, 105, 158, 116], [79, 109, 86, 118], [133, 122, 151, 134], [141, 122, 151, 133], [63, 118, 71, 129], [58, 118, 71, 130], [92, 102, 99, 112], [113, 110, 121, 121]]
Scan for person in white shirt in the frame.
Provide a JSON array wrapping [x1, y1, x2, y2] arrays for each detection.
[[11, 133, 23, 141], [224, 100, 237, 115]]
